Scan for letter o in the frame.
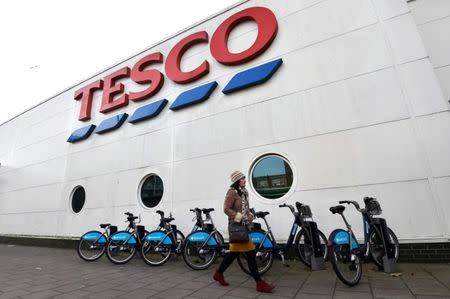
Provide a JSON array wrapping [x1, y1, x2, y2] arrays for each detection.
[[210, 6, 277, 65]]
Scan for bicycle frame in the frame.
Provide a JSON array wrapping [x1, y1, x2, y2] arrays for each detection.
[[186, 208, 224, 251], [252, 204, 325, 270], [336, 200, 398, 273]]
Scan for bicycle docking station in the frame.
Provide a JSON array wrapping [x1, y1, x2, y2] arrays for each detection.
[[375, 218, 399, 273], [307, 222, 326, 271]]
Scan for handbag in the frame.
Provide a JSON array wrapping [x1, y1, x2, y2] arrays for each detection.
[[228, 221, 249, 243]]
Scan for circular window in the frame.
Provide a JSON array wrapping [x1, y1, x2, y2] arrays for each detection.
[[140, 174, 164, 208], [71, 186, 85, 213], [251, 154, 294, 200]]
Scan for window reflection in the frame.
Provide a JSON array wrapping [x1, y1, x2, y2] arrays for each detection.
[[251, 155, 293, 199], [141, 175, 164, 208]]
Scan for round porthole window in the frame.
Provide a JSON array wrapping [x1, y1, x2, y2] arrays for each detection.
[[140, 174, 164, 208], [71, 186, 85, 213], [250, 154, 294, 200]]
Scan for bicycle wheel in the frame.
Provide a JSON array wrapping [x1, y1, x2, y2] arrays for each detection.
[[237, 248, 274, 276], [329, 244, 362, 286], [295, 229, 328, 267], [141, 236, 172, 266], [182, 232, 219, 270], [369, 227, 399, 269], [106, 232, 137, 264], [77, 231, 106, 261]]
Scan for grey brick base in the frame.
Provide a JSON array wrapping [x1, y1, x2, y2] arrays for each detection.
[[1, 235, 449, 262]]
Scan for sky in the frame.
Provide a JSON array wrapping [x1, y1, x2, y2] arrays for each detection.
[[0, 0, 239, 124]]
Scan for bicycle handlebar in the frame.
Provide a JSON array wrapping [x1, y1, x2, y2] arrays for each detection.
[[278, 203, 295, 214], [339, 200, 362, 212]]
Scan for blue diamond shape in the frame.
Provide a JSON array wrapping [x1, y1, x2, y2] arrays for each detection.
[[222, 58, 283, 94], [129, 99, 168, 124], [67, 124, 96, 143], [95, 113, 128, 134], [170, 81, 218, 111]]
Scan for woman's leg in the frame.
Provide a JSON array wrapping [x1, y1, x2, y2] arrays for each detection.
[[217, 251, 239, 273], [245, 250, 275, 292], [245, 250, 261, 281]]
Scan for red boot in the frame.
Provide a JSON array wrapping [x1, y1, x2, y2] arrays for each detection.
[[256, 280, 275, 293], [213, 271, 229, 286]]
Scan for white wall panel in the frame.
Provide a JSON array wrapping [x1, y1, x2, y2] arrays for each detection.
[[434, 177, 450, 236], [290, 0, 377, 49], [0, 157, 66, 193], [0, 184, 63, 214], [372, 0, 409, 20], [384, 14, 428, 65], [65, 135, 144, 181], [0, 122, 13, 157], [416, 112, 450, 178], [435, 65, 450, 101], [288, 120, 428, 189], [15, 108, 75, 149], [409, 0, 450, 25], [0, 211, 60, 236], [418, 17, 450, 68], [141, 128, 173, 167], [11, 133, 69, 169], [399, 59, 447, 116]]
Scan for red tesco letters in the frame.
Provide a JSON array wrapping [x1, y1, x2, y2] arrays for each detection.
[[74, 6, 278, 121]]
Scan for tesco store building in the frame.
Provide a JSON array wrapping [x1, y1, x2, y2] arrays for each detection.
[[1, 0, 449, 260]]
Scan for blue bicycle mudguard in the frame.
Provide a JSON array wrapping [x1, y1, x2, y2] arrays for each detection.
[[81, 231, 107, 244], [110, 231, 137, 245], [144, 230, 173, 245], [329, 229, 358, 249], [186, 230, 218, 246], [249, 230, 273, 248]]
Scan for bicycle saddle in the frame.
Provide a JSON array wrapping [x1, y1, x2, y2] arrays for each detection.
[[202, 208, 214, 213], [255, 211, 270, 218], [100, 223, 110, 228], [156, 210, 164, 216], [330, 205, 345, 214]]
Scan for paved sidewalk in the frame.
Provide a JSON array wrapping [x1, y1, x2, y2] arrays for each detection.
[[0, 244, 449, 299]]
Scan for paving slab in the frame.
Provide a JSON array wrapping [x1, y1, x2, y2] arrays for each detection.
[[0, 244, 449, 298]]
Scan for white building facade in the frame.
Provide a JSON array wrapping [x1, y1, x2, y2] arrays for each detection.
[[0, 0, 449, 252]]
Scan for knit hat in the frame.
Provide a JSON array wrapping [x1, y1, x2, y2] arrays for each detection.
[[230, 170, 245, 185]]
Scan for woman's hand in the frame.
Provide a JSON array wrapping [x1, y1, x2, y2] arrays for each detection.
[[234, 212, 243, 223]]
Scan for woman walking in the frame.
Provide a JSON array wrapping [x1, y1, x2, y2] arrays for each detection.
[[213, 171, 275, 293]]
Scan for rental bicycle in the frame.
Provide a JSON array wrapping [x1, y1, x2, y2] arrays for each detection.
[[105, 212, 147, 264], [237, 202, 328, 275], [140, 210, 185, 266], [328, 197, 399, 286], [78, 223, 117, 261], [182, 208, 226, 270]]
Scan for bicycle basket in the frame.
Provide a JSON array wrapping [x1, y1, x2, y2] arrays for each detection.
[[109, 225, 118, 235], [299, 205, 312, 218], [204, 223, 214, 232], [251, 222, 262, 231], [366, 200, 382, 215]]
